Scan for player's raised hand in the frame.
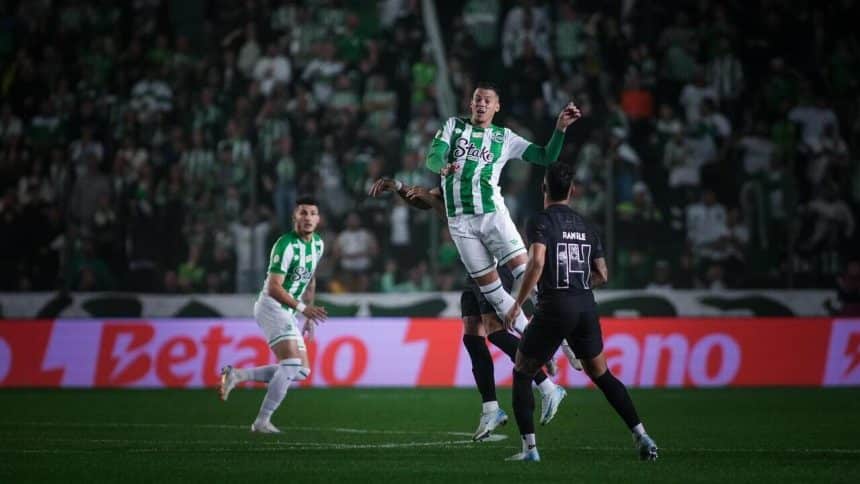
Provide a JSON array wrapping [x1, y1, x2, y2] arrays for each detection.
[[504, 303, 522, 332], [556, 102, 583, 132], [302, 304, 328, 323], [369, 178, 397, 197]]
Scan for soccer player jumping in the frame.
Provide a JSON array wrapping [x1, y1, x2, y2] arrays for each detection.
[[219, 197, 328, 433], [425, 83, 582, 351], [369, 179, 567, 441], [504, 163, 658, 462]]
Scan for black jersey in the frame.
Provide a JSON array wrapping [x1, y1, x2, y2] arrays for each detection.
[[525, 204, 604, 313]]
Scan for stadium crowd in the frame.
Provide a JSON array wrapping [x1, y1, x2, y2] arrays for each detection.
[[0, 0, 858, 293]]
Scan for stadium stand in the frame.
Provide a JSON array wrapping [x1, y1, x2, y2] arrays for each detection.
[[0, 0, 857, 293]]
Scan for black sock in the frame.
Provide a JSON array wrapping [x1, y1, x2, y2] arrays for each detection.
[[593, 370, 641, 430], [488, 330, 548, 384], [463, 334, 496, 403], [512, 369, 535, 435]]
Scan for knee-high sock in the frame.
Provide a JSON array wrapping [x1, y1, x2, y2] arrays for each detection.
[[593, 370, 641, 430], [463, 334, 496, 403], [510, 263, 536, 304], [257, 358, 302, 421], [488, 330, 551, 386], [479, 280, 529, 333], [512, 369, 535, 437], [235, 365, 278, 383]]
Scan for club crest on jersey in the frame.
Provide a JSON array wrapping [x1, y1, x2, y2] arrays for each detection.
[[492, 130, 504, 143], [290, 266, 312, 282], [453, 137, 493, 163]]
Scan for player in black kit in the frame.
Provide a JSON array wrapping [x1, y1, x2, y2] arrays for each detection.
[[368, 178, 569, 441], [503, 162, 659, 462]]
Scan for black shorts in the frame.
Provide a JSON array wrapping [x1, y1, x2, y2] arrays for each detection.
[[519, 309, 603, 363], [460, 288, 495, 318]]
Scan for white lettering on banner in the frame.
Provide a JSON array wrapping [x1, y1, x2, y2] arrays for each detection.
[[688, 334, 741, 386], [823, 321, 860, 386], [0, 337, 11, 382], [3, 318, 855, 388], [607, 331, 740, 387], [604, 334, 640, 384], [640, 334, 689, 387]]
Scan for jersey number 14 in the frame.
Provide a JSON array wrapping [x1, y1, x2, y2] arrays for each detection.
[[556, 243, 591, 289]]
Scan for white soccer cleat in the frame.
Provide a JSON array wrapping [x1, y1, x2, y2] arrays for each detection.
[[219, 365, 239, 401], [473, 408, 509, 441], [251, 419, 282, 434], [635, 433, 659, 461], [561, 342, 583, 371], [505, 448, 541, 462], [540, 386, 567, 425]]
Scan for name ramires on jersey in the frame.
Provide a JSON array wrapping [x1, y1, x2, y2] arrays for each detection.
[[563, 231, 587, 241], [453, 137, 493, 163]]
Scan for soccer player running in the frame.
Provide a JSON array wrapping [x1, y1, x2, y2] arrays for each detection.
[[503, 163, 658, 462], [369, 179, 567, 441], [426, 83, 583, 360], [219, 197, 328, 433]]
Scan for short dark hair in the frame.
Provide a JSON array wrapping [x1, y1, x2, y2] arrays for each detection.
[[545, 162, 574, 201], [294, 196, 319, 208], [474, 81, 501, 100]]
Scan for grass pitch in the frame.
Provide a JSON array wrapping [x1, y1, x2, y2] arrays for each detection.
[[1, 387, 859, 483]]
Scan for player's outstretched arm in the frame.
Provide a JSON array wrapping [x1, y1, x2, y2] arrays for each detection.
[[590, 257, 609, 287], [368, 177, 434, 210], [520, 102, 583, 167], [266, 273, 328, 322], [405, 186, 445, 218]]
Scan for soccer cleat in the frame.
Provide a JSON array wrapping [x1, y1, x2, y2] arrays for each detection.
[[635, 433, 659, 461], [472, 408, 509, 441], [545, 357, 559, 377], [505, 448, 541, 462], [219, 365, 239, 401], [251, 419, 282, 434], [540, 386, 567, 425], [561, 342, 583, 371]]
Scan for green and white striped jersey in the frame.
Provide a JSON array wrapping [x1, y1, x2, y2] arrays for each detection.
[[426, 117, 565, 217], [262, 231, 324, 312]]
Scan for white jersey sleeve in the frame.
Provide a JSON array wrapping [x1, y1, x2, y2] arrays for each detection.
[[435, 117, 458, 145], [504, 128, 532, 161]]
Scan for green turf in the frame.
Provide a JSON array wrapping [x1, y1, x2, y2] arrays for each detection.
[[1, 388, 859, 483]]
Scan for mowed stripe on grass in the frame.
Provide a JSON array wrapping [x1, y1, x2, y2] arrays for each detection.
[[1, 388, 859, 483]]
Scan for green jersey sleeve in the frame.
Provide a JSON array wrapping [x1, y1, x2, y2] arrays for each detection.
[[425, 117, 458, 173], [506, 128, 566, 167]]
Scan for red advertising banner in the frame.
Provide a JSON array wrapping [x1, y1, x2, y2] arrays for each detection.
[[1, 318, 858, 388]]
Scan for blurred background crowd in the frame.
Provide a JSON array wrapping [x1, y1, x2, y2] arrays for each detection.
[[1, 0, 858, 294]]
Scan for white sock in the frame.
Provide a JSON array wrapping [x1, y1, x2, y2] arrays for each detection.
[[522, 433, 536, 451], [478, 280, 529, 333], [538, 378, 557, 396], [482, 401, 499, 413], [509, 263, 537, 304], [632, 423, 646, 437], [256, 358, 301, 422], [235, 365, 278, 383]]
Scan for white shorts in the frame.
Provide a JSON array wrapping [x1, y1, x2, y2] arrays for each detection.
[[254, 295, 307, 351], [448, 208, 526, 278]]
